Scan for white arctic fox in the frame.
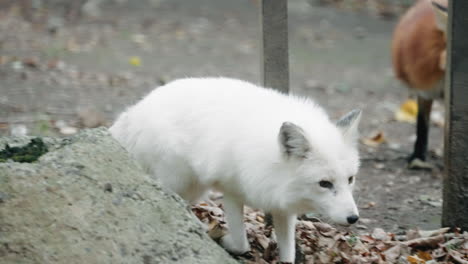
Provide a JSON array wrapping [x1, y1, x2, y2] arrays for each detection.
[[110, 77, 361, 263]]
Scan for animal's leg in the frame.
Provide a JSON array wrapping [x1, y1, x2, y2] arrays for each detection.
[[220, 194, 250, 254], [409, 96, 434, 169], [273, 212, 297, 263]]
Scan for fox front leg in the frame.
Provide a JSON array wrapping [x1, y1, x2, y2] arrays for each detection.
[[220, 194, 250, 254], [273, 212, 297, 263]]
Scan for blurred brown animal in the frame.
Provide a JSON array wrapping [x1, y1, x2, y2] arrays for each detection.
[[391, 0, 448, 169]]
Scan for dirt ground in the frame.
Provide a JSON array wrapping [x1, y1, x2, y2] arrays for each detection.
[[0, 0, 444, 235]]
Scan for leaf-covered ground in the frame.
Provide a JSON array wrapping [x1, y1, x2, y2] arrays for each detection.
[[193, 201, 468, 264]]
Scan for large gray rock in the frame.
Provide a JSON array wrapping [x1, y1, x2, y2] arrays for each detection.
[[0, 128, 237, 264]]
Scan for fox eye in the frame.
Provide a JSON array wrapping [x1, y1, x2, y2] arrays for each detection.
[[348, 176, 354, 184], [319, 180, 334, 189]]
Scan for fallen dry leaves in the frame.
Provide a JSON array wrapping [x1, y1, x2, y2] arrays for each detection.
[[192, 203, 468, 264]]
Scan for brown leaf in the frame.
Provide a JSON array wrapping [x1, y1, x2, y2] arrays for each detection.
[[372, 241, 389, 253], [314, 222, 335, 236], [360, 235, 376, 244], [407, 255, 424, 264], [383, 244, 403, 263], [337, 237, 353, 256], [317, 236, 337, 249], [208, 220, 226, 240], [417, 250, 433, 261], [299, 220, 316, 231], [352, 239, 370, 255], [361, 131, 386, 147], [362, 201, 376, 209]]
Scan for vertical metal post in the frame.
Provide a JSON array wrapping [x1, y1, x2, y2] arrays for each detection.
[[260, 0, 289, 93], [442, 0, 468, 230]]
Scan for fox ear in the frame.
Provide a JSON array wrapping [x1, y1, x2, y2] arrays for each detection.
[[431, 0, 448, 32], [336, 109, 362, 145], [279, 122, 310, 159]]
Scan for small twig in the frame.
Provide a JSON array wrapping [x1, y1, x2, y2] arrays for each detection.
[[402, 234, 446, 248]]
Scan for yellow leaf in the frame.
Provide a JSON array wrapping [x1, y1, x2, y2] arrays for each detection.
[[395, 99, 418, 123], [407, 255, 425, 264], [129, 56, 141, 66], [417, 250, 432, 261]]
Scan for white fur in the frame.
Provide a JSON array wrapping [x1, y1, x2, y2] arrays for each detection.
[[109, 77, 361, 263]]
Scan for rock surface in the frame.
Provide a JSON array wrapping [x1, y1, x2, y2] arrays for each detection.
[[0, 128, 237, 264]]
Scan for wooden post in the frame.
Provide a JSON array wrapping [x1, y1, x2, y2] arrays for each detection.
[[259, 0, 289, 93], [442, 0, 468, 231], [259, 0, 289, 234]]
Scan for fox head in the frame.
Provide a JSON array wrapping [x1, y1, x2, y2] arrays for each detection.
[[278, 109, 362, 225]]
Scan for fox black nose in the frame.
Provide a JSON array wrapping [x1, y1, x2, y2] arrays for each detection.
[[347, 215, 359, 224]]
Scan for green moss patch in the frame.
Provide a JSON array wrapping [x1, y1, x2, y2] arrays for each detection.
[[0, 138, 48, 163]]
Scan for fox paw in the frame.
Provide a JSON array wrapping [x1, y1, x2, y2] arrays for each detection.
[[220, 234, 250, 254]]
